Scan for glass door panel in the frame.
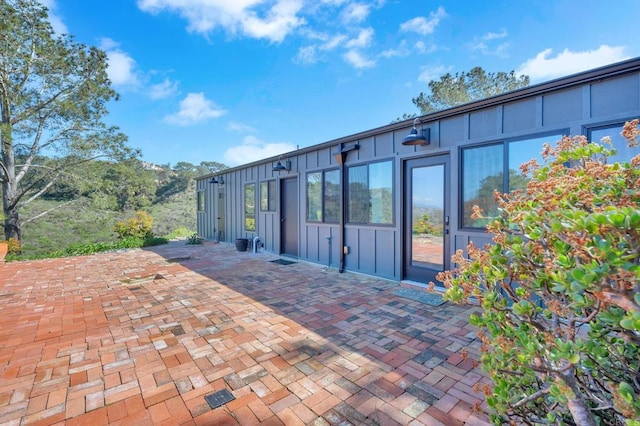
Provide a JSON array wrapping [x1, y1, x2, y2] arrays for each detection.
[[411, 165, 444, 268], [404, 155, 450, 284]]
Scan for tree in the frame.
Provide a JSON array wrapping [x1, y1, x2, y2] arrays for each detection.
[[412, 67, 530, 114], [0, 0, 137, 241], [439, 120, 640, 425]]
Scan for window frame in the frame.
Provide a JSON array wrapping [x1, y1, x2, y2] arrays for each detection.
[[459, 129, 567, 230], [585, 119, 636, 165], [305, 168, 341, 223], [244, 183, 256, 232], [260, 180, 277, 212], [197, 190, 205, 212], [346, 159, 394, 226]]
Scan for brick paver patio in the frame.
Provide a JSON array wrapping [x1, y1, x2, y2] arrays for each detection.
[[0, 241, 491, 425]]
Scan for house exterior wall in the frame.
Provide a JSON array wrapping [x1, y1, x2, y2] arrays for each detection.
[[197, 58, 640, 284]]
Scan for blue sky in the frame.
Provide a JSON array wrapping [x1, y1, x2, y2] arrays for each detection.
[[43, 0, 638, 168]]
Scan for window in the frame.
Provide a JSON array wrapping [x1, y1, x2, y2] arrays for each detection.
[[588, 122, 636, 164], [462, 133, 562, 228], [347, 160, 393, 224], [244, 183, 255, 231], [306, 169, 340, 222], [260, 180, 276, 212], [197, 191, 205, 212]]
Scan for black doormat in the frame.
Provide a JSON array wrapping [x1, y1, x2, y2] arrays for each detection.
[[204, 389, 235, 409], [394, 288, 445, 306], [270, 259, 296, 265]]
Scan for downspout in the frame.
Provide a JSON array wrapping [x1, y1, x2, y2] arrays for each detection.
[[252, 236, 261, 253], [339, 145, 346, 273]]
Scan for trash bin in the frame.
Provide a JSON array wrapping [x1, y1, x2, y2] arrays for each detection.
[[235, 238, 249, 252]]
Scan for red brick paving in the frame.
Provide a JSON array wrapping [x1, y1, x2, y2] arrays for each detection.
[[0, 241, 491, 425]]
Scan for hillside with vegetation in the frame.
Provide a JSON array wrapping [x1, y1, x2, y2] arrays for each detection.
[[4, 160, 225, 257]]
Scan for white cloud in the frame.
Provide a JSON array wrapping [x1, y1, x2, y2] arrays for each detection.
[[341, 3, 370, 23], [343, 50, 375, 69], [470, 28, 509, 56], [148, 78, 179, 99], [345, 27, 374, 49], [293, 45, 318, 65], [483, 28, 508, 41], [380, 40, 410, 58], [223, 136, 295, 166], [226, 121, 256, 132], [293, 33, 346, 65], [417, 65, 449, 83], [164, 93, 226, 126], [321, 34, 347, 50], [40, 0, 68, 34], [100, 39, 140, 88], [400, 6, 447, 36], [517, 45, 630, 81], [137, 0, 305, 43], [414, 40, 437, 54]]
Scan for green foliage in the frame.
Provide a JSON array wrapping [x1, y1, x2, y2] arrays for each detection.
[[440, 120, 640, 425], [6, 235, 168, 261], [164, 227, 195, 240], [114, 211, 154, 239], [412, 67, 529, 114], [0, 0, 138, 241], [6, 237, 21, 254], [413, 213, 441, 236], [185, 234, 203, 245]]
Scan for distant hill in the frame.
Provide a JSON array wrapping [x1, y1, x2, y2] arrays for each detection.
[[5, 159, 225, 256]]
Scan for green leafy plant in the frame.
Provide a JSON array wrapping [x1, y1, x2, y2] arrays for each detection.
[[185, 233, 203, 245], [6, 235, 168, 261], [7, 238, 21, 255], [114, 211, 154, 239], [164, 227, 195, 240], [439, 119, 640, 425]]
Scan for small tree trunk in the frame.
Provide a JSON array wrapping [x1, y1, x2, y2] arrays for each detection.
[[3, 206, 20, 241], [559, 368, 596, 426]]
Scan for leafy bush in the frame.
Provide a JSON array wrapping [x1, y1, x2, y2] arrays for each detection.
[[185, 233, 203, 245], [412, 213, 441, 236], [114, 211, 154, 239], [7, 238, 21, 254], [164, 227, 194, 240], [440, 120, 640, 425], [5, 235, 168, 261]]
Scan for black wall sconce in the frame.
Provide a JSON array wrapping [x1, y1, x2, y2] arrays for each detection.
[[272, 157, 291, 172], [333, 142, 360, 165], [402, 118, 430, 146], [209, 176, 224, 184]]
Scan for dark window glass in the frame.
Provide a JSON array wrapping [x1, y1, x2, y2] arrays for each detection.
[[197, 191, 205, 212], [306, 172, 322, 221], [347, 161, 393, 224], [244, 183, 255, 231], [462, 133, 564, 228], [508, 134, 561, 191], [589, 124, 635, 164], [462, 144, 503, 228], [260, 181, 276, 212], [260, 182, 268, 211], [268, 180, 276, 211], [324, 170, 340, 223]]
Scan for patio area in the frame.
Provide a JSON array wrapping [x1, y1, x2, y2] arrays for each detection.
[[0, 241, 491, 425]]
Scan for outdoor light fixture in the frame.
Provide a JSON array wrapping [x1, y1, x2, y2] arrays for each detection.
[[272, 157, 291, 172], [333, 142, 360, 165], [402, 118, 430, 146], [209, 176, 219, 184]]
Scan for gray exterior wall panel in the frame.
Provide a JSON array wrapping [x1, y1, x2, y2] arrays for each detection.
[[196, 59, 640, 284]]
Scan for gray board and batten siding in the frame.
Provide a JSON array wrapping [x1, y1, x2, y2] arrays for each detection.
[[197, 57, 640, 286]]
